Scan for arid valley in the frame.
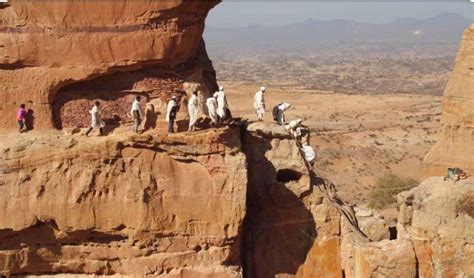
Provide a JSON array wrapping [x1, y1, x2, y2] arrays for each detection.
[[224, 83, 442, 220]]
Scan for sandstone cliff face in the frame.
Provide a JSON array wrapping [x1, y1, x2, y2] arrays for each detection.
[[243, 123, 342, 278], [0, 129, 246, 276], [424, 24, 474, 176], [397, 177, 474, 277], [0, 1, 219, 130]]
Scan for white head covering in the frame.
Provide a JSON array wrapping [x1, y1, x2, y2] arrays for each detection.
[[260, 86, 266, 92], [219, 86, 224, 91], [171, 95, 177, 99]]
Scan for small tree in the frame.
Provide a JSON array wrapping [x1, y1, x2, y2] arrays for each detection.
[[368, 172, 418, 209]]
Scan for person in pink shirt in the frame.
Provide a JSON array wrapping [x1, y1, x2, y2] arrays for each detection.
[[16, 104, 27, 133]]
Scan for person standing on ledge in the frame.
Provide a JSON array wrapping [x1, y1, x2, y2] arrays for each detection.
[[166, 95, 178, 134], [188, 91, 199, 132], [131, 96, 144, 133], [85, 101, 104, 136], [214, 86, 228, 123], [206, 94, 218, 126], [16, 104, 27, 133], [254, 86, 266, 121]]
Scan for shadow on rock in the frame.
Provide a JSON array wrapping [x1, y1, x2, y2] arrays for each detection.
[[242, 133, 316, 278]]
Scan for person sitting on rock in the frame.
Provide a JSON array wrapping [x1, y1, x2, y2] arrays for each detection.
[[273, 102, 291, 125], [206, 94, 218, 126], [131, 96, 144, 133], [16, 104, 27, 133], [254, 86, 266, 121], [85, 101, 104, 136], [166, 96, 178, 134], [188, 91, 199, 132]]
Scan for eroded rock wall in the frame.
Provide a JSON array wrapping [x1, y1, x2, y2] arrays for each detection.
[[0, 1, 219, 130], [0, 129, 245, 276], [397, 177, 474, 277], [243, 123, 343, 278], [424, 24, 474, 176]]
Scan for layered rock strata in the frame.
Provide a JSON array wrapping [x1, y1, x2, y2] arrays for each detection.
[[0, 1, 219, 130], [0, 129, 246, 276], [424, 24, 474, 176]]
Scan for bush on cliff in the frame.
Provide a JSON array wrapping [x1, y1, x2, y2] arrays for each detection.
[[368, 172, 418, 209]]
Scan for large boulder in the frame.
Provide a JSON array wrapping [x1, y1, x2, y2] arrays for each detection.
[[397, 177, 474, 277]]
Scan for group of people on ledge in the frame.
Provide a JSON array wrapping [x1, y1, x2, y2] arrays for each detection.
[[14, 85, 314, 164], [14, 85, 293, 137], [78, 86, 233, 136]]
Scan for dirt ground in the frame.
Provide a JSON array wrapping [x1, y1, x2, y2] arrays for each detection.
[[223, 82, 442, 222]]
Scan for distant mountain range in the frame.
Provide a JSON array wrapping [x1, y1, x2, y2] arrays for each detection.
[[204, 13, 472, 57]]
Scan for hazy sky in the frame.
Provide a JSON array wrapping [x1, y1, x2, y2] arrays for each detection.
[[207, 1, 473, 27]]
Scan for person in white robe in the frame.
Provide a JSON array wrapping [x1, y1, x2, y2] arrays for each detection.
[[188, 91, 199, 132], [254, 86, 266, 121], [214, 86, 228, 122], [85, 101, 104, 136], [301, 142, 316, 166], [166, 96, 178, 133], [206, 95, 218, 126], [276, 102, 291, 125]]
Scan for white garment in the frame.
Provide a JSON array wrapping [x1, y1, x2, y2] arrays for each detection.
[[206, 97, 218, 124], [214, 90, 228, 119], [131, 99, 143, 118], [188, 94, 199, 128], [254, 91, 265, 109], [278, 102, 291, 111], [166, 99, 177, 122], [89, 105, 101, 128], [254, 90, 265, 120], [301, 145, 316, 163], [286, 118, 303, 137]]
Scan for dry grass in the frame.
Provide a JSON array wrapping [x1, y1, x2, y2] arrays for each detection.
[[368, 172, 418, 209]]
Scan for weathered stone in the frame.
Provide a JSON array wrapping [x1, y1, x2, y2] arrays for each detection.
[[397, 177, 474, 277], [424, 24, 474, 177], [354, 206, 390, 242], [243, 122, 342, 278], [352, 240, 417, 278], [0, 129, 246, 276], [0, 1, 219, 130]]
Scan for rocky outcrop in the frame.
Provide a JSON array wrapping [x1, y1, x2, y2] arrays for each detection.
[[243, 122, 343, 278], [397, 177, 474, 277], [0, 1, 219, 130], [0, 129, 246, 276], [424, 24, 474, 176]]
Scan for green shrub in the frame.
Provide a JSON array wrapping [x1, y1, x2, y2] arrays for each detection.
[[368, 172, 418, 209]]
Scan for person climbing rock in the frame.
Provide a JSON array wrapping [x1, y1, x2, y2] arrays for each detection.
[[85, 101, 104, 136], [254, 86, 266, 121], [214, 86, 228, 123], [166, 96, 178, 134], [188, 91, 199, 132], [131, 96, 144, 133], [16, 104, 27, 133], [273, 102, 291, 125], [206, 95, 218, 126], [301, 141, 316, 166]]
